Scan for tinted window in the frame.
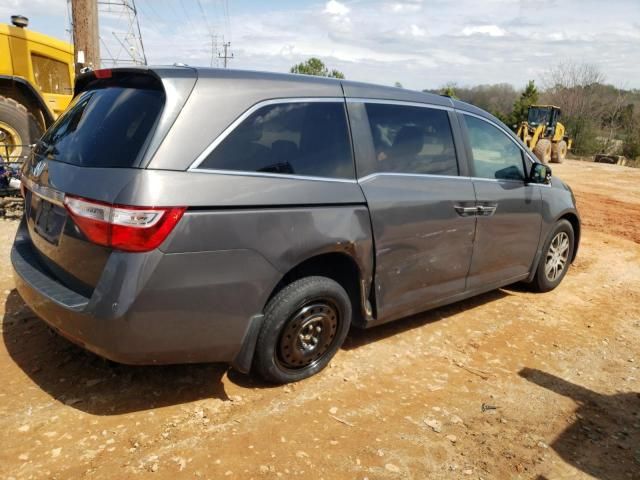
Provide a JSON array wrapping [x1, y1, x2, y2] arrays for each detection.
[[31, 54, 72, 95], [464, 115, 525, 181], [37, 87, 164, 168], [198, 102, 354, 179], [364, 103, 458, 176]]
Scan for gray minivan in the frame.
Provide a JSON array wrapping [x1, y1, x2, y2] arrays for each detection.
[[11, 67, 580, 383]]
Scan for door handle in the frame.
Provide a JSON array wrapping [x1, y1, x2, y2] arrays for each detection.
[[454, 203, 498, 217], [454, 205, 478, 217], [477, 203, 498, 216]]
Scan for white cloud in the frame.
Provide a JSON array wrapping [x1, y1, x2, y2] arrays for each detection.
[[18, 0, 640, 91], [389, 1, 423, 13], [461, 25, 507, 37], [410, 24, 426, 37], [324, 0, 350, 16]]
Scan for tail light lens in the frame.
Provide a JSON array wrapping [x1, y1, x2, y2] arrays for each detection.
[[64, 195, 186, 252]]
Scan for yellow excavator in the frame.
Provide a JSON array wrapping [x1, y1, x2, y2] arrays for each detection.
[[516, 105, 572, 164]]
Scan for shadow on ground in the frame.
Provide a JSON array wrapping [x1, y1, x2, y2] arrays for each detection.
[[520, 368, 640, 479], [3, 290, 230, 416], [344, 288, 511, 350], [224, 289, 512, 388], [4, 285, 515, 412]]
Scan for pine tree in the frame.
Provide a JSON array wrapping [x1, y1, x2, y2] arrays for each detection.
[[508, 80, 538, 127], [290, 58, 345, 79]]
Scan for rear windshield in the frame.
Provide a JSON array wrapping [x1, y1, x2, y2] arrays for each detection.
[[36, 86, 164, 168]]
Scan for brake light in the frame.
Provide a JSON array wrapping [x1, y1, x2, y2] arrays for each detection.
[[93, 69, 112, 79], [63, 195, 186, 252]]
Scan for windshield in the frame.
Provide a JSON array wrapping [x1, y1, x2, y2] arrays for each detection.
[[527, 107, 551, 126], [36, 86, 164, 168]]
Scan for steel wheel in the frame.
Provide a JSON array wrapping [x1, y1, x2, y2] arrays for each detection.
[[545, 231, 570, 282], [276, 301, 339, 371]]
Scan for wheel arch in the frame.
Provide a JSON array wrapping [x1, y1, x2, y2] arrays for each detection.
[[0, 75, 54, 129], [558, 211, 580, 263], [266, 251, 373, 328], [232, 250, 373, 375]]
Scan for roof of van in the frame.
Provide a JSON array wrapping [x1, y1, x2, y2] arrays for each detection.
[[187, 66, 495, 121], [81, 65, 499, 125], [192, 66, 457, 108]]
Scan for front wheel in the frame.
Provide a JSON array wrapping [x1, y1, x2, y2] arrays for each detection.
[[533, 138, 552, 164], [551, 140, 567, 163], [532, 220, 575, 292], [253, 276, 352, 384]]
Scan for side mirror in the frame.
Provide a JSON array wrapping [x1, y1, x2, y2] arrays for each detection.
[[530, 163, 552, 184]]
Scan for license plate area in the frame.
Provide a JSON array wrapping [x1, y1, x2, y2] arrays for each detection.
[[28, 192, 67, 245]]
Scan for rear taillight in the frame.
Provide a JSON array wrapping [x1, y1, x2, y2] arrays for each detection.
[[63, 195, 186, 252]]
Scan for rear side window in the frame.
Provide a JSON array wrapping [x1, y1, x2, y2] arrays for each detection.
[[37, 87, 164, 168], [464, 115, 525, 181], [197, 102, 355, 179], [364, 103, 458, 176]]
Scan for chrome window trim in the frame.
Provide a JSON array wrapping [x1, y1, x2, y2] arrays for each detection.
[[22, 177, 65, 206], [193, 168, 357, 184], [188, 97, 348, 173], [358, 172, 465, 184], [472, 176, 525, 185], [356, 172, 551, 187], [347, 97, 454, 112]]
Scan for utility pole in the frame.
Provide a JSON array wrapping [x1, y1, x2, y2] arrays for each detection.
[[71, 0, 100, 72], [218, 41, 234, 68]]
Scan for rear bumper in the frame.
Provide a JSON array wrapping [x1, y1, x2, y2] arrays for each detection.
[[11, 220, 279, 366]]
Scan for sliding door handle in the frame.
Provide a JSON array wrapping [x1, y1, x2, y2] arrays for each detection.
[[454, 205, 478, 217], [477, 204, 498, 216]]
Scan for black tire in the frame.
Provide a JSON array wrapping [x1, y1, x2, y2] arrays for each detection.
[[0, 96, 43, 161], [532, 219, 574, 292], [550, 140, 567, 164], [533, 138, 552, 164], [253, 276, 352, 384]]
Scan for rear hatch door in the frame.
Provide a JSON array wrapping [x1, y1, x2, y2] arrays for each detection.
[[21, 68, 183, 296]]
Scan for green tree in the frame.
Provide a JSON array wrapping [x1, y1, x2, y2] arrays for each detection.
[[290, 58, 345, 79], [508, 80, 538, 127], [394, 81, 403, 88], [440, 84, 457, 99]]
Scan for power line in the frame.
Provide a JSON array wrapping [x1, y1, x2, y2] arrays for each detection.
[[98, 0, 147, 66], [196, 0, 218, 67]]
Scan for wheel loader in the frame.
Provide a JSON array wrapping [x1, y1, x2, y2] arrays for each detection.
[[0, 15, 74, 163], [516, 105, 572, 164]]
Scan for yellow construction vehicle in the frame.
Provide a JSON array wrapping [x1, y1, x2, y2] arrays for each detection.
[[516, 105, 572, 164], [0, 15, 74, 162]]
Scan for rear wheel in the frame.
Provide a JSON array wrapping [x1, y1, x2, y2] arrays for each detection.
[[253, 276, 352, 384], [551, 140, 567, 163], [0, 96, 43, 161], [533, 138, 552, 164], [532, 220, 574, 292]]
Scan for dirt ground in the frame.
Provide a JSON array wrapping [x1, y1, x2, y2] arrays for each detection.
[[1, 159, 639, 480]]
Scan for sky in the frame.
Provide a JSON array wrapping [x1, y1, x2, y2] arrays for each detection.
[[2, 0, 640, 90]]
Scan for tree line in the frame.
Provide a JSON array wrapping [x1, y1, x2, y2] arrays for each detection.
[[434, 63, 640, 159], [290, 58, 640, 161]]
